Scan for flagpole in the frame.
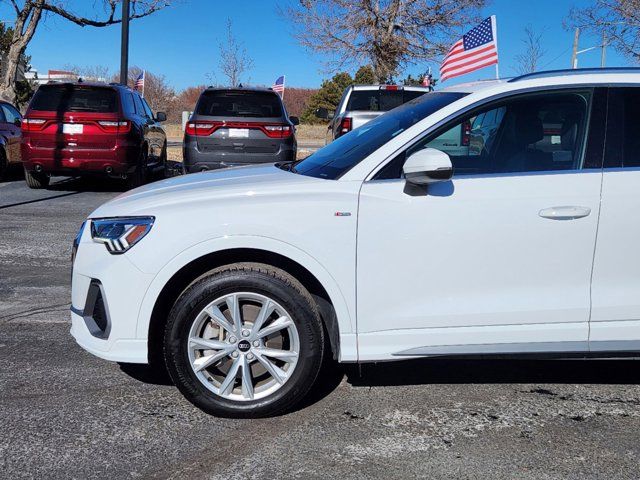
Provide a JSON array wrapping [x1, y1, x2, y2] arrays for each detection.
[[281, 75, 285, 102], [142, 70, 145, 98], [491, 15, 500, 79]]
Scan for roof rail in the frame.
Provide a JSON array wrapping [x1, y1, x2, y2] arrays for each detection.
[[509, 67, 640, 83]]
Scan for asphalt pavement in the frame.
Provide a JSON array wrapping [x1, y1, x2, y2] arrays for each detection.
[[2, 174, 640, 479]]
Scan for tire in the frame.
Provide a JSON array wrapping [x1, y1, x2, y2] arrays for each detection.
[[159, 142, 168, 179], [126, 148, 147, 190], [164, 263, 325, 418], [24, 168, 50, 189]]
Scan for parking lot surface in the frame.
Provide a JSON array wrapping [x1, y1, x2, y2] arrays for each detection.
[[2, 175, 640, 479]]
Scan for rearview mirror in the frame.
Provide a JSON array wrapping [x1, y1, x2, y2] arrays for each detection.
[[315, 107, 334, 120], [403, 148, 453, 185], [155, 111, 167, 122]]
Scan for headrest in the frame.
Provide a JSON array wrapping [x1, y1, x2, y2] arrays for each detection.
[[514, 111, 543, 146]]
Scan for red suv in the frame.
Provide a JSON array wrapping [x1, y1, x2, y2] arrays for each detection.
[[21, 82, 167, 189]]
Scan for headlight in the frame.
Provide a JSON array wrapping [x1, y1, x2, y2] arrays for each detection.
[[90, 217, 154, 254]]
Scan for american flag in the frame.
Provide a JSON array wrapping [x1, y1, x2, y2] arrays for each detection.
[[440, 16, 498, 82], [272, 75, 285, 97], [134, 71, 145, 91]]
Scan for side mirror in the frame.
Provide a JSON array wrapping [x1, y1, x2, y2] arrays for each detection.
[[14, 118, 21, 127], [315, 107, 334, 120], [155, 111, 167, 122], [289, 116, 300, 126], [403, 148, 453, 185]]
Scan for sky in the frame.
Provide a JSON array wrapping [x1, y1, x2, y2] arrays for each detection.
[[0, 0, 630, 91]]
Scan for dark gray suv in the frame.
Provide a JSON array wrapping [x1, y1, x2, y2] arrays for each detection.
[[183, 87, 298, 172]]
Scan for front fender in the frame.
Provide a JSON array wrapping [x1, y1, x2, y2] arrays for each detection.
[[134, 235, 357, 359]]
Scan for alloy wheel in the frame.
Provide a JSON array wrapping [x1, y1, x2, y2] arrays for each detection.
[[187, 292, 300, 401]]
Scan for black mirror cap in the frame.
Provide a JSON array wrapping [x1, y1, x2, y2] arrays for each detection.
[[289, 116, 300, 126], [155, 112, 167, 122], [13, 118, 21, 127]]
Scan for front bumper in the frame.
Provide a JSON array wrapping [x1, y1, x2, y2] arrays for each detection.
[[71, 230, 154, 364]]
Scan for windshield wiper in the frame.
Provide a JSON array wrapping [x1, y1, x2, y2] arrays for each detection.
[[276, 160, 300, 173]]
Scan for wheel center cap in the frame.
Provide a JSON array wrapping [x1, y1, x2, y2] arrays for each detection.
[[237, 340, 251, 352]]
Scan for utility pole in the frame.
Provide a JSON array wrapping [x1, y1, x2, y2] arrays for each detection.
[[119, 0, 130, 85], [601, 32, 607, 67], [571, 27, 580, 69]]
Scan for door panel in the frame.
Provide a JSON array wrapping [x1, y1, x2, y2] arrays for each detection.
[[357, 173, 601, 358], [356, 89, 604, 360], [590, 88, 640, 348]]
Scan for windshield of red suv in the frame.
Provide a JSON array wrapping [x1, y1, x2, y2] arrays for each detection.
[[291, 92, 467, 180], [196, 90, 283, 118], [29, 85, 118, 113], [347, 89, 428, 112]]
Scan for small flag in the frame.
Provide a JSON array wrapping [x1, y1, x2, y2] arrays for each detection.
[[440, 16, 499, 82], [272, 75, 285, 97], [134, 71, 145, 91]]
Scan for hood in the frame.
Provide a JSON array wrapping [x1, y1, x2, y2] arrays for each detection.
[[90, 164, 320, 217]]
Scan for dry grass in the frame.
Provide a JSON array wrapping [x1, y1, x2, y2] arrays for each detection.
[[164, 123, 183, 139], [167, 146, 183, 162], [295, 124, 328, 143]]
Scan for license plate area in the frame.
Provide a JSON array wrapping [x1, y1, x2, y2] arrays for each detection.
[[63, 123, 83, 135], [228, 128, 249, 138]]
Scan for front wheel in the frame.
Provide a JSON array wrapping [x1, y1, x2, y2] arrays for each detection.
[[164, 263, 325, 418]]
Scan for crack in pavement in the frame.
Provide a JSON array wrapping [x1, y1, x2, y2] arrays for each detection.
[[0, 303, 71, 324]]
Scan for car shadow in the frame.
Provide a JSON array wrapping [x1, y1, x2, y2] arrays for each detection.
[[347, 357, 640, 387], [46, 176, 128, 193], [117, 357, 640, 415]]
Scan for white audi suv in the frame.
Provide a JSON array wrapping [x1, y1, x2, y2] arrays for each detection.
[[71, 69, 640, 417]]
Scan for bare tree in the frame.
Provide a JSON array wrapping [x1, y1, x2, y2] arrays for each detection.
[[515, 25, 546, 74], [217, 19, 253, 87], [64, 64, 111, 81], [0, 1, 171, 102], [568, 1, 640, 61], [281, 0, 486, 82]]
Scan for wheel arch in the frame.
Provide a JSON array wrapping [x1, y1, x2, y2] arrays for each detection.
[[145, 247, 350, 368]]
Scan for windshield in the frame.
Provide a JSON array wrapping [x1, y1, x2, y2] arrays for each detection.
[[29, 85, 118, 113], [346, 89, 427, 112], [294, 92, 467, 179], [196, 90, 283, 118]]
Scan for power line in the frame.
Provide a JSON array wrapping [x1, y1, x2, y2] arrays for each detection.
[[540, 46, 572, 70]]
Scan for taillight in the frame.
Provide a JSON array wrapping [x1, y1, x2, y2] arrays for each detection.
[[461, 120, 471, 147], [263, 125, 292, 139], [21, 118, 47, 131], [185, 121, 293, 138], [338, 117, 352, 137], [185, 121, 218, 136], [97, 120, 131, 133], [380, 85, 402, 91]]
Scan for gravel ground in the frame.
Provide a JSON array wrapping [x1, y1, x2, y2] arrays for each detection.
[[1, 174, 640, 480]]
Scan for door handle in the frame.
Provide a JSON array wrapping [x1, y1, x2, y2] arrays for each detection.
[[539, 206, 591, 220]]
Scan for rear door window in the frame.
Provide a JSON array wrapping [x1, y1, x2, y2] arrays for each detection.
[[604, 88, 640, 168], [346, 89, 427, 112], [1, 104, 21, 124], [29, 85, 118, 113], [133, 94, 147, 117], [196, 91, 283, 118]]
